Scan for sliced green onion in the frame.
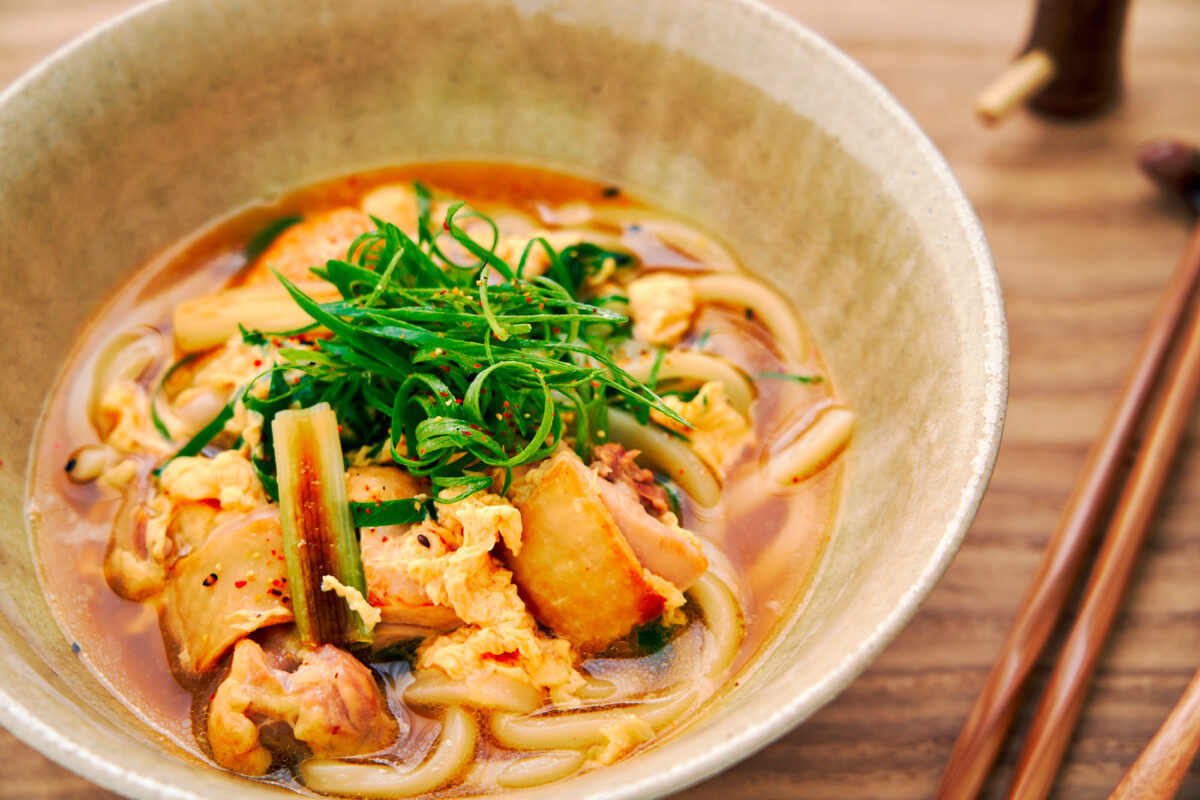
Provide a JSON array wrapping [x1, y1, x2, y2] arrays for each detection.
[[273, 402, 370, 647]]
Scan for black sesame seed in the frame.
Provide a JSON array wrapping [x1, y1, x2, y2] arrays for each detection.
[[417, 534, 431, 548], [744, 307, 755, 320], [602, 186, 621, 198], [70, 642, 81, 655], [64, 458, 77, 473], [202, 573, 219, 587]]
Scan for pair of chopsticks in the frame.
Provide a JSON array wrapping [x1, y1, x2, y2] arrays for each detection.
[[937, 140, 1200, 800]]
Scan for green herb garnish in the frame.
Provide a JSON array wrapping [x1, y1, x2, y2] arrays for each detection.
[[239, 193, 687, 501], [756, 371, 823, 384]]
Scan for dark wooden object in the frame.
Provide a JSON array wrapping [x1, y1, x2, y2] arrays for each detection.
[[1021, 0, 1133, 117]]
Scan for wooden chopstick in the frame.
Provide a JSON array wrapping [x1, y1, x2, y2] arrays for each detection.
[[1004, 222, 1200, 799], [974, 50, 1056, 126], [936, 220, 1200, 800], [1109, 657, 1200, 798]]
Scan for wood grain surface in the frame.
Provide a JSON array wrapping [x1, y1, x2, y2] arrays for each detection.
[[3, 1, 1200, 798]]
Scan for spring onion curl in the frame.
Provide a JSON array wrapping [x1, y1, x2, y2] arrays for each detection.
[[239, 194, 687, 501]]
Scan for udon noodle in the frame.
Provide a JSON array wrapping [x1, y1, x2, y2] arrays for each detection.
[[30, 163, 850, 797]]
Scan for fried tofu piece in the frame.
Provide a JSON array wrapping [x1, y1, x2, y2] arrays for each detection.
[[207, 639, 397, 775], [242, 207, 374, 286], [506, 450, 670, 651]]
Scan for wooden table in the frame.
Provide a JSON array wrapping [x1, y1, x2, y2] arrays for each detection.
[[4, 1, 1200, 798]]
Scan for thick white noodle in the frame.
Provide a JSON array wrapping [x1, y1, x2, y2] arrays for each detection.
[[575, 676, 618, 701], [87, 326, 167, 432], [606, 408, 719, 507], [496, 751, 586, 789], [690, 274, 807, 362], [404, 671, 542, 714], [585, 207, 739, 272], [490, 691, 697, 751], [622, 351, 754, 415], [766, 407, 854, 486], [300, 706, 477, 798], [686, 571, 744, 677]]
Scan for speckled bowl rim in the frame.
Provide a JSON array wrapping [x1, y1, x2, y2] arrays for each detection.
[[0, 1, 1006, 798]]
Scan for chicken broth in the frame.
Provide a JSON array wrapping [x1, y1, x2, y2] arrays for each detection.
[[30, 163, 847, 796]]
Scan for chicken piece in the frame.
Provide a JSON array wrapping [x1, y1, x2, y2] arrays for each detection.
[[592, 443, 671, 518], [593, 479, 706, 592], [241, 207, 375, 286], [361, 183, 420, 236], [159, 511, 293, 678], [650, 380, 752, 474], [207, 638, 397, 775], [361, 526, 462, 633], [104, 471, 171, 601], [626, 272, 695, 345], [347, 466, 461, 633], [505, 450, 676, 651], [346, 465, 425, 504]]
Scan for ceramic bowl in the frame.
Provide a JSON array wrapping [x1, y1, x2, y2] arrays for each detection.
[[0, 0, 1006, 797]]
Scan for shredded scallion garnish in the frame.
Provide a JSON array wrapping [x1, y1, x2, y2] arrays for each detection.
[[239, 189, 687, 501]]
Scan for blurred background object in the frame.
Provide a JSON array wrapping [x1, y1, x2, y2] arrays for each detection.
[[977, 0, 1133, 125]]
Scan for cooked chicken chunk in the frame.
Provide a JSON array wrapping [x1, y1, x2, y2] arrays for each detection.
[[242, 207, 375, 286], [506, 450, 689, 651], [158, 511, 292, 678], [361, 526, 462, 633], [207, 638, 397, 775], [592, 443, 671, 518], [347, 466, 461, 634], [593, 478, 706, 592], [590, 444, 707, 590]]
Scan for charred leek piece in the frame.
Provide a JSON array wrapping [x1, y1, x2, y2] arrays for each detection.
[[273, 402, 370, 646]]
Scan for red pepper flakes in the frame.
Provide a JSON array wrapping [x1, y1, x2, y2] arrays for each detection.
[[381, 536, 389, 543], [234, 580, 248, 589]]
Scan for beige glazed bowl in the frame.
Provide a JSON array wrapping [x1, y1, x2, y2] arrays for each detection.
[[0, 0, 1006, 797]]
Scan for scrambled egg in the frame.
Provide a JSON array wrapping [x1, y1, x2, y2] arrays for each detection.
[[627, 273, 695, 346], [96, 382, 173, 456], [159, 450, 268, 514], [652, 380, 752, 474], [398, 492, 586, 703], [590, 715, 655, 765], [321, 575, 382, 632]]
